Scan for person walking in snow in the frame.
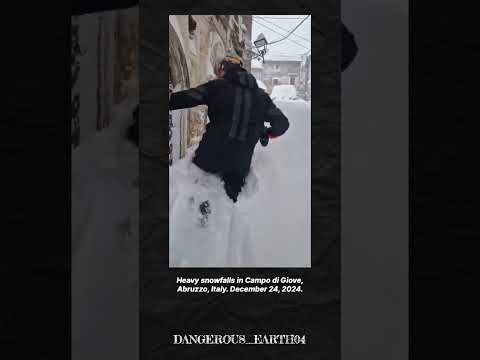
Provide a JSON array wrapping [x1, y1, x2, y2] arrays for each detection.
[[169, 55, 290, 203]]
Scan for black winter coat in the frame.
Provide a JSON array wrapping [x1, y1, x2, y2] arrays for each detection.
[[169, 68, 290, 175]]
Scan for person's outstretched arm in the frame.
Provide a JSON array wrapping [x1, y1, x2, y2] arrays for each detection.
[[169, 82, 211, 110], [263, 95, 289, 138]]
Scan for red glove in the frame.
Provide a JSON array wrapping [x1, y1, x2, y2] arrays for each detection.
[[266, 128, 279, 139]]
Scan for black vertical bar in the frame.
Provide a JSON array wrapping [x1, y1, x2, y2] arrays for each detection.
[[228, 86, 243, 139], [238, 89, 252, 141]]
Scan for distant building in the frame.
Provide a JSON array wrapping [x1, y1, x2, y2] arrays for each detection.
[[261, 59, 301, 94], [169, 15, 252, 164], [251, 59, 264, 81]]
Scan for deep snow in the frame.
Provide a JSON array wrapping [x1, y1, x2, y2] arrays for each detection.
[[169, 99, 311, 267], [71, 96, 138, 360]]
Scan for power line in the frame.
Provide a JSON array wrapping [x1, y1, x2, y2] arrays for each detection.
[[267, 15, 310, 45], [252, 18, 310, 50], [253, 18, 310, 47], [255, 16, 310, 43], [252, 18, 309, 50]]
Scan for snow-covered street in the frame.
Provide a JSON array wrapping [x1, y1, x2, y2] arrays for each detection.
[[169, 99, 311, 267], [71, 97, 139, 360]]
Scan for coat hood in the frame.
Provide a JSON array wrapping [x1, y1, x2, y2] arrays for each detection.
[[225, 68, 258, 89]]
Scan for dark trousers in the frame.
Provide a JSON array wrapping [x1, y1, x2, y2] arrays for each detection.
[[221, 172, 247, 203], [192, 154, 249, 203]]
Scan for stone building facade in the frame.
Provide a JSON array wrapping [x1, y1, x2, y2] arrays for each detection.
[[71, 8, 139, 149], [169, 15, 252, 164], [251, 61, 264, 80], [260, 59, 302, 94]]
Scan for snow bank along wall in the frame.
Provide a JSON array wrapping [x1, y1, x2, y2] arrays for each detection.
[[168, 15, 253, 164], [71, 8, 139, 149]]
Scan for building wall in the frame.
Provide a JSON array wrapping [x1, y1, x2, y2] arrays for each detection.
[[262, 60, 301, 93], [242, 15, 253, 72], [298, 54, 312, 100], [169, 15, 252, 164], [71, 8, 138, 149], [307, 55, 312, 100], [251, 67, 263, 81]]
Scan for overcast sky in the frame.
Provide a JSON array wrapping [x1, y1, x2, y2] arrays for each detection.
[[250, 15, 311, 62]]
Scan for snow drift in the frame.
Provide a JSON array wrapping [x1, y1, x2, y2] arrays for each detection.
[[169, 99, 311, 267], [270, 84, 298, 101], [71, 96, 138, 360]]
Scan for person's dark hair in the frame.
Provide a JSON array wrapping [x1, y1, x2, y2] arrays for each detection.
[[220, 60, 242, 74]]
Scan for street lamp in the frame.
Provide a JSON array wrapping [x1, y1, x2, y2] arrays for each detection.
[[254, 33, 268, 48], [253, 33, 268, 63]]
